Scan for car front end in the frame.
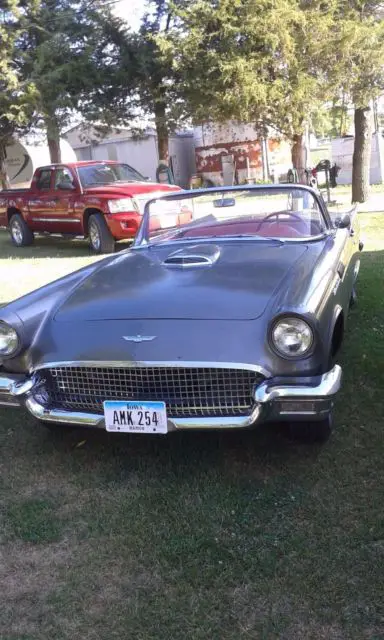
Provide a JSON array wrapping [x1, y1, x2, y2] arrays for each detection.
[[0, 307, 342, 435]]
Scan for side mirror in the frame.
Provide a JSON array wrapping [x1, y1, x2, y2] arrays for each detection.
[[337, 213, 351, 229], [57, 182, 75, 191]]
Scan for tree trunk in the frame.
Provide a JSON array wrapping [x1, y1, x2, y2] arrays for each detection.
[[0, 141, 10, 190], [45, 115, 61, 163], [352, 106, 373, 203], [155, 102, 169, 162], [291, 133, 307, 184]]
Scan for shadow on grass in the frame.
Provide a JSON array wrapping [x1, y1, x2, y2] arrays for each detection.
[[0, 228, 132, 260], [29, 417, 323, 486]]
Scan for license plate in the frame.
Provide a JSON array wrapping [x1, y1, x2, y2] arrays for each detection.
[[103, 401, 168, 434]]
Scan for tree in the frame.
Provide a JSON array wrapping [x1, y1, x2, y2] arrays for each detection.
[[0, 0, 36, 188], [336, 2, 384, 202], [311, 101, 352, 139], [162, 0, 338, 182], [17, 0, 131, 162], [118, 0, 187, 163]]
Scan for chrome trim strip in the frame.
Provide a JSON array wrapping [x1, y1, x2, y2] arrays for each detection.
[[25, 396, 105, 427], [31, 218, 81, 223], [24, 397, 263, 431], [168, 405, 262, 430], [133, 234, 328, 251], [255, 365, 342, 403], [30, 360, 272, 378]]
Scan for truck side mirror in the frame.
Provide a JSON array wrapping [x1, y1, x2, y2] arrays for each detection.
[[57, 182, 76, 191]]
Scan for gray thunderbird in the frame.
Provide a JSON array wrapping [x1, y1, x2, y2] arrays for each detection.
[[0, 185, 362, 443]]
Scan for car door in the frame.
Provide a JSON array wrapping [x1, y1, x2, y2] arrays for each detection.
[[51, 167, 81, 234], [27, 168, 56, 232], [333, 210, 359, 308]]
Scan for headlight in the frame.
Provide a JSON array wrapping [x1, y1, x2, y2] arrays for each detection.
[[0, 322, 19, 356], [108, 198, 138, 214], [271, 317, 313, 358]]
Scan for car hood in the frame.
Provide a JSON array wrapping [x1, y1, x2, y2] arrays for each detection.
[[54, 241, 308, 322], [83, 183, 181, 197]]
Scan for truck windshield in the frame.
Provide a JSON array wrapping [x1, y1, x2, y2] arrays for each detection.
[[78, 163, 146, 187]]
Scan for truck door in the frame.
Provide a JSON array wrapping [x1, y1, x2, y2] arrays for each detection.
[[51, 167, 81, 234], [27, 168, 56, 231]]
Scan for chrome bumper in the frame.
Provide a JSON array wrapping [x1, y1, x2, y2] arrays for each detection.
[[0, 365, 342, 429], [0, 374, 36, 407], [255, 364, 342, 421]]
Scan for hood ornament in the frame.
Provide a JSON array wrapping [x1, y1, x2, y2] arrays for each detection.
[[123, 335, 157, 343]]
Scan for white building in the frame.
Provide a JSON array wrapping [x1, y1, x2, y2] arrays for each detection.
[[64, 124, 196, 188], [331, 133, 384, 185]]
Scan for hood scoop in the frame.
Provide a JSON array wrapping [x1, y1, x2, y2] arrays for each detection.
[[163, 244, 221, 269]]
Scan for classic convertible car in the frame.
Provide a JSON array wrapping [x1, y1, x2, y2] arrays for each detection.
[[0, 185, 362, 442]]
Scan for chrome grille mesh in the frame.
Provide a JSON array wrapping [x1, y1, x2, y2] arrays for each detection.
[[42, 366, 265, 417]]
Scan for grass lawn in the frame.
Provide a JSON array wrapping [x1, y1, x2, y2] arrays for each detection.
[[0, 219, 384, 639]]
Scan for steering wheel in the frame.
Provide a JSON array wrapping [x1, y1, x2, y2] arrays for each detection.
[[256, 211, 308, 235], [260, 211, 304, 225]]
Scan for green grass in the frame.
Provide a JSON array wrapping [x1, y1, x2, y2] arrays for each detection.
[[0, 217, 384, 638], [0, 230, 104, 304]]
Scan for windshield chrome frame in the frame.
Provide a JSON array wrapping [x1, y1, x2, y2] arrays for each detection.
[[133, 184, 333, 248]]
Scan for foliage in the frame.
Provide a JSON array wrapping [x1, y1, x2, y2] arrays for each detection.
[[11, 0, 133, 161], [0, 0, 37, 186], [116, 0, 188, 159], [311, 102, 353, 139], [160, 0, 338, 139], [328, 1, 384, 106], [329, 1, 384, 201]]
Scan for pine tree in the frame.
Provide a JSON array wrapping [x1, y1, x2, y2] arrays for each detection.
[[331, 1, 384, 202], [161, 0, 338, 182], [117, 0, 187, 162], [0, 0, 36, 187], [18, 0, 129, 162]]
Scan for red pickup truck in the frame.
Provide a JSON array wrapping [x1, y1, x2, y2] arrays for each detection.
[[0, 161, 182, 253]]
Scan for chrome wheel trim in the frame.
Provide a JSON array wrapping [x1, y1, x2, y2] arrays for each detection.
[[89, 220, 101, 251], [11, 219, 23, 245]]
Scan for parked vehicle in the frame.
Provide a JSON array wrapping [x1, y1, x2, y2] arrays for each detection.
[[0, 161, 182, 253], [0, 185, 362, 443]]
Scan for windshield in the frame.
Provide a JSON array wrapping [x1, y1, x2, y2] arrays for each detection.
[[140, 187, 327, 245], [78, 163, 146, 187]]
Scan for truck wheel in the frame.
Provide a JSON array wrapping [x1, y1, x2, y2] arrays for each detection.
[[9, 213, 34, 247], [88, 213, 115, 254], [287, 415, 333, 444]]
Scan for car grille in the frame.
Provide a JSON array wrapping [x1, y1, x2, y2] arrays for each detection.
[[40, 366, 265, 418]]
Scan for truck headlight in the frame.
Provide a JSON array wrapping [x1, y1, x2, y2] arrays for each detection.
[[0, 322, 19, 356], [271, 317, 313, 358], [108, 198, 139, 214]]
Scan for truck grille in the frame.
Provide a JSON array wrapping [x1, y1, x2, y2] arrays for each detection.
[[40, 366, 265, 418]]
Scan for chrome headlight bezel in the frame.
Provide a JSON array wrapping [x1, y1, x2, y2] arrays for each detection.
[[0, 321, 20, 358], [270, 315, 315, 360]]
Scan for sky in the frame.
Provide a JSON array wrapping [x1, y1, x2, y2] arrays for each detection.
[[112, 0, 144, 30]]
